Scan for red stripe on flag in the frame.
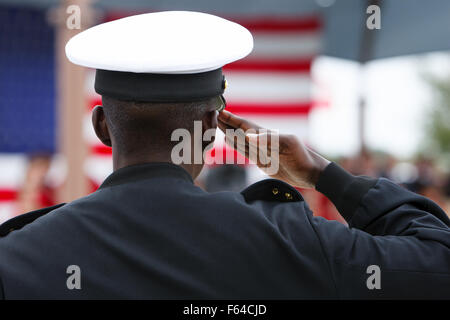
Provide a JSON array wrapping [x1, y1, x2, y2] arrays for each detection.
[[0, 189, 17, 201], [231, 16, 322, 32], [105, 11, 140, 22], [205, 146, 249, 166], [224, 59, 312, 73], [227, 103, 312, 115], [88, 98, 102, 111], [91, 144, 112, 156]]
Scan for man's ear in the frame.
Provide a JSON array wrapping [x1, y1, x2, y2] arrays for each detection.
[[92, 105, 112, 147]]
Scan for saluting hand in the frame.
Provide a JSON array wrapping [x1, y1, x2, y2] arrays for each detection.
[[217, 110, 330, 189]]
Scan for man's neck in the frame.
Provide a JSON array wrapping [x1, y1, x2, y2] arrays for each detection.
[[112, 148, 200, 180]]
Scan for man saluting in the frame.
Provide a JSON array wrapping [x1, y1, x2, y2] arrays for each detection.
[[0, 11, 448, 299]]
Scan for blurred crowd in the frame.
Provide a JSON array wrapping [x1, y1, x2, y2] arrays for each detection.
[[302, 151, 450, 221], [200, 150, 450, 222], [338, 151, 449, 210]]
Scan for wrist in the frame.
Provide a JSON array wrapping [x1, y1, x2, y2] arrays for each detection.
[[307, 151, 331, 188]]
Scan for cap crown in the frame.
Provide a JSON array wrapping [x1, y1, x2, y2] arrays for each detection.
[[65, 11, 254, 74]]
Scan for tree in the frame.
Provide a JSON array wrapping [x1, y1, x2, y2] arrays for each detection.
[[422, 73, 450, 168]]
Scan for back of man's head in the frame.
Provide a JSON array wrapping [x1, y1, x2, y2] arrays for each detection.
[[99, 95, 218, 156]]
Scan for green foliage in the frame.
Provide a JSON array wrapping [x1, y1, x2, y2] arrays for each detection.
[[422, 75, 450, 167]]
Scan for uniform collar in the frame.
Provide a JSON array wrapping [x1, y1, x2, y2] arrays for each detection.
[[99, 162, 194, 189]]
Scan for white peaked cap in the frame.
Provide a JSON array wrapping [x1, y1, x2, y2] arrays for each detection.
[[65, 11, 254, 74]]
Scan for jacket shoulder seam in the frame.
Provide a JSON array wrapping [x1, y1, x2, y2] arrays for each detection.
[[0, 203, 66, 237]]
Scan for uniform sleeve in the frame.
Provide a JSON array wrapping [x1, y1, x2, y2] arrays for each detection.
[[0, 274, 4, 299], [311, 162, 450, 299]]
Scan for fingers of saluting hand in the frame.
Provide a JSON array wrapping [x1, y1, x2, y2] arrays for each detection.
[[217, 111, 280, 166], [218, 110, 262, 131]]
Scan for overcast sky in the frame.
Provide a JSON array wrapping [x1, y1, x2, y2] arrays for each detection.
[[308, 51, 450, 159]]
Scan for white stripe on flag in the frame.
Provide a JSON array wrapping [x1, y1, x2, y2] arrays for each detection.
[[224, 72, 311, 104], [84, 114, 100, 145], [0, 154, 27, 189], [84, 156, 113, 185], [0, 202, 16, 223]]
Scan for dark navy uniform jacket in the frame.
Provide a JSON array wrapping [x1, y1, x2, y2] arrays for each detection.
[[0, 162, 449, 299]]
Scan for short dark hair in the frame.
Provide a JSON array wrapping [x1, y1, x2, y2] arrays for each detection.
[[101, 96, 216, 154]]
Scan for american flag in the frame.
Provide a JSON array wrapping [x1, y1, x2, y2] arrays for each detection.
[[0, 12, 324, 222]]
